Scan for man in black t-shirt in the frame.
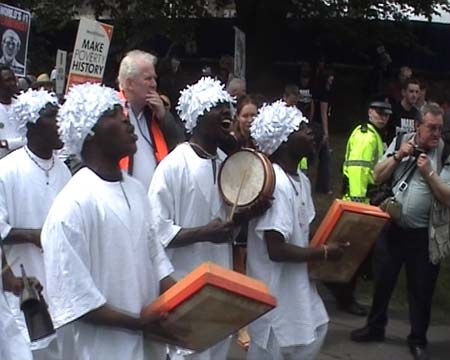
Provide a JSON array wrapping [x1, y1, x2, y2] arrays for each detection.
[[386, 78, 421, 144]]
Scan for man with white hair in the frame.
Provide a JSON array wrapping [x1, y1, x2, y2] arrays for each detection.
[[0, 89, 71, 359], [246, 101, 348, 359], [118, 49, 184, 189], [0, 29, 25, 75]]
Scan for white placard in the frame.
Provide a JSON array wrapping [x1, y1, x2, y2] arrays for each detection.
[[66, 17, 113, 91]]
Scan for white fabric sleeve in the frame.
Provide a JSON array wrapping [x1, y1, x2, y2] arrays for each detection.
[[254, 183, 293, 242], [148, 165, 182, 248], [148, 231, 174, 282], [380, 137, 397, 162], [0, 178, 12, 239], [41, 207, 106, 329], [6, 137, 25, 151]]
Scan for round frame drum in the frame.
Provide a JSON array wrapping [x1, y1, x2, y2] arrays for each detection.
[[218, 148, 275, 208]]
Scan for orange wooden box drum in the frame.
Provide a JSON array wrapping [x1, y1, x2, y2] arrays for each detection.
[[218, 148, 275, 208], [141, 262, 276, 351], [309, 199, 390, 283]]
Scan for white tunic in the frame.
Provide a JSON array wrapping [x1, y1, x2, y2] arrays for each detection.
[[41, 168, 173, 360], [0, 248, 33, 360], [0, 146, 71, 351], [148, 142, 232, 280], [247, 164, 329, 349], [128, 107, 157, 189], [0, 101, 26, 159]]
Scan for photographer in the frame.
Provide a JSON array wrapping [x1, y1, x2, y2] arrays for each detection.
[[351, 102, 444, 360]]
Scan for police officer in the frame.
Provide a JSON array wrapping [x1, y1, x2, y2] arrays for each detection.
[[326, 97, 392, 317], [342, 97, 392, 203]]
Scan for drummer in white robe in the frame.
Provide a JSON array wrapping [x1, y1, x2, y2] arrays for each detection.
[[0, 89, 71, 359], [149, 77, 243, 360], [41, 83, 175, 360], [246, 101, 349, 360]]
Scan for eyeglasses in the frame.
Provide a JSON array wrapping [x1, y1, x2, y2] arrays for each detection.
[[423, 124, 443, 133]]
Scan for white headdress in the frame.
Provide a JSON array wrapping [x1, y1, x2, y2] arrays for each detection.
[[250, 100, 308, 155], [57, 83, 123, 156], [176, 76, 235, 133], [11, 89, 59, 136]]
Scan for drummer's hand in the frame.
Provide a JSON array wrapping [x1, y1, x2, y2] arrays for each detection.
[[140, 310, 168, 330], [142, 312, 191, 341], [327, 242, 350, 261], [232, 195, 273, 224], [7, 276, 43, 297], [206, 218, 234, 243]]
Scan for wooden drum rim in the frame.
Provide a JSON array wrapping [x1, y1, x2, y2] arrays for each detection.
[[218, 148, 275, 208]]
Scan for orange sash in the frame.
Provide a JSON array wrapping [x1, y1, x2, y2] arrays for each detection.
[[118, 90, 169, 172]]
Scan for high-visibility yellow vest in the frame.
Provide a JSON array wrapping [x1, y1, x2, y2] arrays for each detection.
[[342, 122, 384, 203]]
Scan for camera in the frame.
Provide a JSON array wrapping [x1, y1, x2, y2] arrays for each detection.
[[412, 146, 425, 158]]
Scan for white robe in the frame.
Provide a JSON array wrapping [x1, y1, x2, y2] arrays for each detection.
[[148, 142, 232, 360], [0, 101, 26, 159], [0, 248, 33, 360], [247, 164, 329, 350], [148, 142, 232, 279], [41, 168, 174, 360], [0, 146, 71, 353]]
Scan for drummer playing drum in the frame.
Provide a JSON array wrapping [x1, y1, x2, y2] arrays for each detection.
[[246, 100, 349, 360], [148, 77, 269, 360]]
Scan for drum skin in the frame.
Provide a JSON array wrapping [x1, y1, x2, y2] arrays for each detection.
[[218, 148, 275, 208]]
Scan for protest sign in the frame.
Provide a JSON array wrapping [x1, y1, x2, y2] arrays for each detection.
[[55, 50, 67, 95], [66, 18, 113, 90], [0, 3, 30, 77], [234, 26, 245, 80]]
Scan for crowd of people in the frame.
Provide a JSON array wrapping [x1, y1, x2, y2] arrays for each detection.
[[0, 50, 449, 360]]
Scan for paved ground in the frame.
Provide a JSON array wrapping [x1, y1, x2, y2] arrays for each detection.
[[227, 294, 450, 360]]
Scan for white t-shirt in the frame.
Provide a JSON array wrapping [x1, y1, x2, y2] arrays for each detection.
[[128, 106, 157, 190], [247, 164, 329, 349], [148, 142, 232, 280], [0, 146, 71, 350], [42, 168, 173, 360], [0, 100, 26, 159]]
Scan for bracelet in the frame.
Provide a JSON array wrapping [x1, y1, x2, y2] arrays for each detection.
[[428, 170, 434, 178], [322, 245, 328, 261], [393, 152, 401, 162]]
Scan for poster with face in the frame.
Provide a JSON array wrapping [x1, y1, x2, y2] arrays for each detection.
[[0, 4, 31, 77]]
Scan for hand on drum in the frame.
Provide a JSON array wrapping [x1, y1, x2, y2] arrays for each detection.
[[232, 195, 273, 224], [326, 241, 350, 261], [205, 218, 235, 243], [142, 311, 191, 341]]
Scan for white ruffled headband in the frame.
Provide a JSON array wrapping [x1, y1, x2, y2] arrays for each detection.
[[250, 100, 308, 155], [176, 76, 235, 133], [57, 83, 123, 156], [12, 89, 59, 136]]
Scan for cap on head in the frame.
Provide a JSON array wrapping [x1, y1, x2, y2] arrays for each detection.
[[369, 94, 392, 115], [176, 76, 235, 133], [12, 89, 59, 136], [57, 83, 123, 156], [250, 100, 308, 155]]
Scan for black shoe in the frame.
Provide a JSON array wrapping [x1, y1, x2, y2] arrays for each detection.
[[409, 345, 430, 360], [351, 326, 385, 342], [340, 301, 368, 317]]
